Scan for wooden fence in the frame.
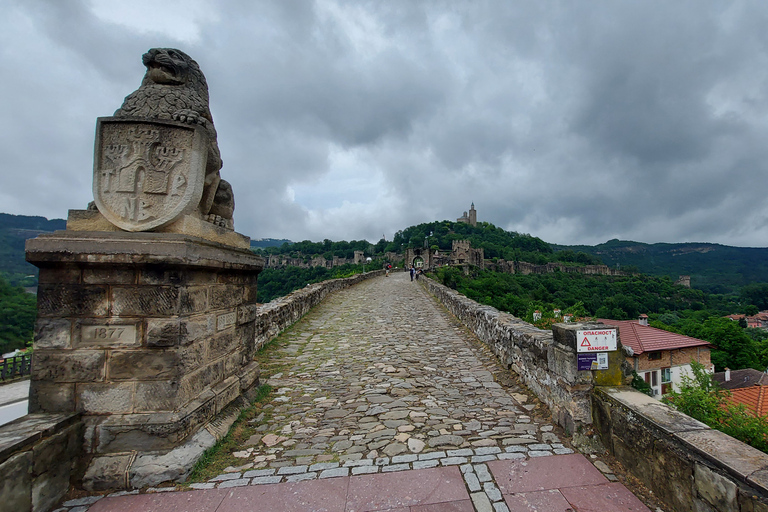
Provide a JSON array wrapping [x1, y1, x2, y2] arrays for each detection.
[[0, 354, 31, 381]]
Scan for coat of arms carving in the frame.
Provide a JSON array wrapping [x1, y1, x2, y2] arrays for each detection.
[[93, 118, 207, 231]]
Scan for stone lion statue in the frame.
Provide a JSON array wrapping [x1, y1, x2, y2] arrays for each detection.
[[114, 48, 234, 229]]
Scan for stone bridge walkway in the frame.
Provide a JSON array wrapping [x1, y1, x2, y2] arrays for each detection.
[[68, 272, 652, 512]]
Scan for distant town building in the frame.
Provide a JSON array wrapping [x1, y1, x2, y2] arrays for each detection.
[[726, 312, 768, 329], [457, 203, 477, 227], [599, 315, 713, 398]]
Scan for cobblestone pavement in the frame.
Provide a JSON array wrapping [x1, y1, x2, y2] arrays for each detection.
[[198, 272, 574, 510], [58, 272, 650, 512]]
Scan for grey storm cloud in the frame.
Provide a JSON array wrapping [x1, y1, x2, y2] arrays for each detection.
[[2, 0, 768, 247]]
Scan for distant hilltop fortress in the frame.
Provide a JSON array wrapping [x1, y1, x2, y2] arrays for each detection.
[[457, 203, 477, 227]]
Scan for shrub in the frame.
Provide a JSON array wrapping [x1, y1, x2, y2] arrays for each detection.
[[663, 361, 768, 454]]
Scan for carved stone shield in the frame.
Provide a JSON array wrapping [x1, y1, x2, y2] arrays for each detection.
[[93, 117, 207, 232]]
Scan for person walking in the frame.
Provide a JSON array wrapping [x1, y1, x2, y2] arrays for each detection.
[[410, 266, 415, 281]]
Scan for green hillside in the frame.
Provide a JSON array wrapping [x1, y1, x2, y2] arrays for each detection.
[[3, 211, 768, 296], [555, 240, 768, 294], [0, 213, 66, 287]]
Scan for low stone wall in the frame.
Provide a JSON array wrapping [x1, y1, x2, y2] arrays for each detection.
[[254, 270, 385, 350], [0, 413, 82, 512], [420, 277, 610, 433], [593, 387, 768, 511]]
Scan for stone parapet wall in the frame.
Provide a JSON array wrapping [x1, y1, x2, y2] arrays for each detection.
[[485, 260, 627, 277], [253, 270, 385, 350], [593, 387, 768, 511], [420, 277, 618, 433], [0, 413, 82, 512]]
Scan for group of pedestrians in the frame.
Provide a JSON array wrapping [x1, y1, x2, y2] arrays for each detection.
[[383, 263, 422, 281], [409, 265, 422, 281]]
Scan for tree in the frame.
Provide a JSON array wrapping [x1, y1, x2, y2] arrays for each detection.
[[681, 317, 759, 371], [741, 283, 768, 310], [0, 275, 36, 354], [663, 361, 768, 454]]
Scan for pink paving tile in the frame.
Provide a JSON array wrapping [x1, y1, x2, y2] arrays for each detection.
[[560, 483, 651, 512], [88, 488, 227, 512], [216, 477, 349, 512], [503, 489, 573, 512], [345, 466, 469, 512], [488, 453, 607, 494], [411, 499, 475, 511]]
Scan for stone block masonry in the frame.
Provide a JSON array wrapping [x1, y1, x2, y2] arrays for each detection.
[[25, 230, 264, 491]]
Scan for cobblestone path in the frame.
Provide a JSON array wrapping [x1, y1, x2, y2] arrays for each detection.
[[196, 272, 577, 510]]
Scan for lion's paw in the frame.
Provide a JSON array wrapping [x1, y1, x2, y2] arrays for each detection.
[[173, 109, 206, 126], [204, 214, 234, 230]]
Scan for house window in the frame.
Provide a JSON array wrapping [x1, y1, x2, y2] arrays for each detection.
[[648, 352, 662, 361], [661, 368, 671, 383]]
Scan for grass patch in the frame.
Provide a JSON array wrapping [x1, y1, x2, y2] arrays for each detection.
[[186, 383, 274, 483], [185, 322, 317, 483]]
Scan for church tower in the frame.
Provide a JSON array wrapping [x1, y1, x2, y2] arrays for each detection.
[[469, 202, 477, 226]]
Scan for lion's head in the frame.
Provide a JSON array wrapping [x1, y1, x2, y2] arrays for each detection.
[[140, 48, 207, 89]]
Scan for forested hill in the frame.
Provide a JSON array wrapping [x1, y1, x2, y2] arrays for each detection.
[[3, 210, 768, 294], [555, 239, 768, 294], [0, 213, 66, 286]]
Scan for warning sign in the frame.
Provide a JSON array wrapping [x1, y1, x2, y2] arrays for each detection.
[[576, 329, 617, 353]]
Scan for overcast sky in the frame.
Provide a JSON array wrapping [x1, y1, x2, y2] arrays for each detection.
[[2, 1, 768, 247]]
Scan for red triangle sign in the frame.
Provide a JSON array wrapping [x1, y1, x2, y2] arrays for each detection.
[[581, 337, 591, 347]]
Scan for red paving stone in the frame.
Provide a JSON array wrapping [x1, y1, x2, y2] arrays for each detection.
[[491, 455, 651, 512], [410, 500, 475, 511], [560, 483, 651, 512], [217, 477, 349, 512], [88, 488, 227, 512], [488, 453, 607, 494], [85, 467, 471, 512], [345, 467, 469, 512], [503, 489, 574, 512], [84, 456, 651, 512]]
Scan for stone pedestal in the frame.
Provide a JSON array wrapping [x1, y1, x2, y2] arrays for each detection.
[[25, 231, 263, 489]]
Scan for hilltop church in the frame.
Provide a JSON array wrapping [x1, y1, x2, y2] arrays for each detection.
[[457, 203, 477, 227]]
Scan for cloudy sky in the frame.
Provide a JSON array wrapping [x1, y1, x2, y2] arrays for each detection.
[[2, 1, 768, 247]]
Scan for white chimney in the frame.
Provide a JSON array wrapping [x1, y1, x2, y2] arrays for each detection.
[[639, 314, 649, 326], [725, 368, 731, 382]]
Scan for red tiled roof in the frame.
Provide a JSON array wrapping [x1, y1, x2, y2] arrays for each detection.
[[597, 319, 711, 355], [727, 387, 768, 417]]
